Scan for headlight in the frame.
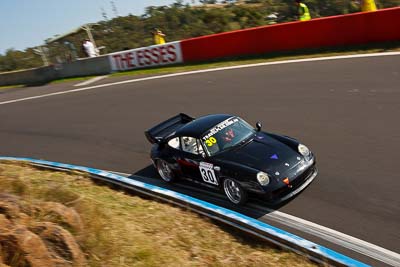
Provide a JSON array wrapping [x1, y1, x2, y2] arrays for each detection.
[[257, 172, 270, 186], [298, 144, 310, 156]]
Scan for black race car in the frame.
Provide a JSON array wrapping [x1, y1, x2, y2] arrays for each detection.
[[145, 113, 317, 205]]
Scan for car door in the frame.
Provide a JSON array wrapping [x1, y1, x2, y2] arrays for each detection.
[[177, 136, 203, 179], [179, 136, 220, 187]]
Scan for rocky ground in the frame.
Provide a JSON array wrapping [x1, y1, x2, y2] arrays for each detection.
[[0, 193, 86, 267]]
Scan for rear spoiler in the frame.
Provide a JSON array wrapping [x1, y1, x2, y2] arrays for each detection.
[[145, 113, 194, 144]]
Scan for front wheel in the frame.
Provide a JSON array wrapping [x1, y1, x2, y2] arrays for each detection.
[[156, 159, 175, 183], [223, 178, 247, 205]]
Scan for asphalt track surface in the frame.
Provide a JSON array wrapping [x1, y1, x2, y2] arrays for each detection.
[[1, 55, 399, 266]]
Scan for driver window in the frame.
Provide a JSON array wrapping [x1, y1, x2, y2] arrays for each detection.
[[168, 137, 180, 149], [197, 139, 204, 155], [181, 136, 200, 155]]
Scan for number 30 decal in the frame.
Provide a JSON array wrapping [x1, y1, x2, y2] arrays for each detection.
[[199, 162, 218, 185], [205, 137, 217, 147]]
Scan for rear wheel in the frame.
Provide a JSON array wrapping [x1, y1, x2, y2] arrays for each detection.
[[223, 178, 247, 205], [156, 159, 175, 182]]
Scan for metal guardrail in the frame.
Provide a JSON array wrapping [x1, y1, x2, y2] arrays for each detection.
[[0, 157, 369, 267]]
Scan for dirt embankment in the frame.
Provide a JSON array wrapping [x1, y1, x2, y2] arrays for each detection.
[[0, 162, 316, 267], [0, 193, 85, 267]]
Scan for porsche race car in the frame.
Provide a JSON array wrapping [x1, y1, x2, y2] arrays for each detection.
[[145, 113, 317, 205]]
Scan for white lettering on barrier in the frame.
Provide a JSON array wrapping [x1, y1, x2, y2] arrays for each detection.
[[108, 41, 183, 71]]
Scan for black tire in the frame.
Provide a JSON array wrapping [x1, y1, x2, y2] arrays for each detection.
[[156, 159, 175, 183], [223, 178, 247, 205]]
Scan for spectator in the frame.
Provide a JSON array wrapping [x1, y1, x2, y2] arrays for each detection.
[[295, 0, 311, 21], [152, 28, 166, 45], [361, 0, 377, 11], [82, 39, 97, 57], [81, 40, 88, 57]]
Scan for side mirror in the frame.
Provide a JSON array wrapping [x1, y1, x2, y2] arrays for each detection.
[[256, 122, 262, 132]]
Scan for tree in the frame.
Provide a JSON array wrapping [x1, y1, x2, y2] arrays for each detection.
[[376, 0, 400, 8]]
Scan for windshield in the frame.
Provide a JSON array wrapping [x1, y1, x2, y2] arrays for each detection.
[[201, 117, 255, 156]]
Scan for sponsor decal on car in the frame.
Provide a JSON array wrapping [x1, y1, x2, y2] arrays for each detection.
[[202, 117, 239, 141], [270, 154, 279, 160]]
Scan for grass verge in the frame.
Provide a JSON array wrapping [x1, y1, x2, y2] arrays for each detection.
[[50, 75, 99, 84], [0, 161, 317, 267], [0, 84, 25, 91]]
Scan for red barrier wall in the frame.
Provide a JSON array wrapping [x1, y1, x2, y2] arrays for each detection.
[[181, 7, 400, 62]]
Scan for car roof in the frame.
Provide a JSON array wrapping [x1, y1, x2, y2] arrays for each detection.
[[176, 114, 233, 138]]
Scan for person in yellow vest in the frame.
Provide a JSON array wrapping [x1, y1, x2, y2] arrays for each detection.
[[295, 0, 311, 21], [153, 28, 166, 45], [361, 0, 377, 12]]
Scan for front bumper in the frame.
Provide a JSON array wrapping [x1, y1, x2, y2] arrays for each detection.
[[278, 165, 318, 202], [257, 164, 318, 203]]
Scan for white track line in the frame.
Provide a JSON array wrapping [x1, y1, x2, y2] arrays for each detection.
[[74, 75, 108, 86], [252, 205, 400, 267], [113, 170, 400, 266], [1, 51, 400, 106]]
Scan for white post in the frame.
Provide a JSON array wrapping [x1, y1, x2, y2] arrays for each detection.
[[33, 46, 49, 66]]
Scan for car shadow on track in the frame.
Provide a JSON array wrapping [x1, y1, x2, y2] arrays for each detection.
[[129, 164, 299, 220]]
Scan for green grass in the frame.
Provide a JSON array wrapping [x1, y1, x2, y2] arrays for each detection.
[[0, 161, 317, 267], [0, 84, 25, 90], [49, 75, 99, 84]]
